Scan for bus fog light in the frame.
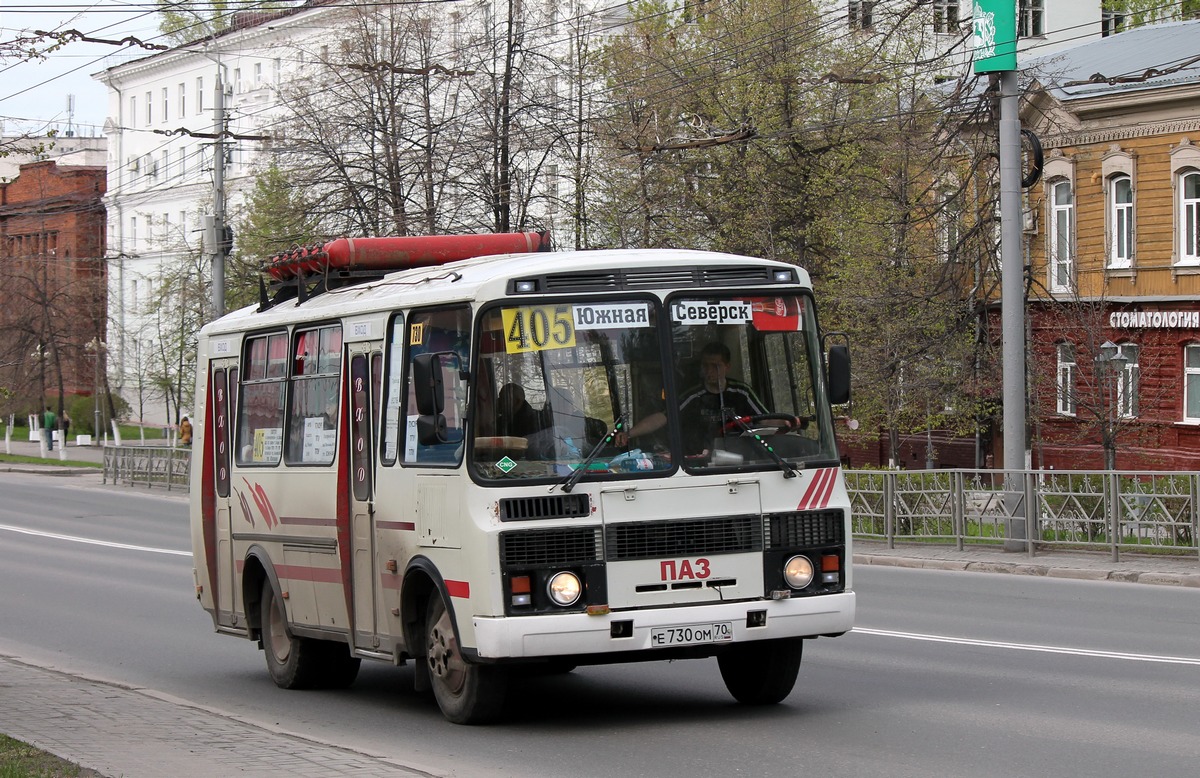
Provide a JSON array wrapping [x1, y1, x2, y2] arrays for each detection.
[[783, 555, 815, 589], [547, 571, 582, 606], [511, 594, 531, 606]]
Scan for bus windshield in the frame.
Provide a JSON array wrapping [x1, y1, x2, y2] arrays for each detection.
[[472, 299, 669, 481], [470, 293, 837, 483], [666, 294, 837, 473]]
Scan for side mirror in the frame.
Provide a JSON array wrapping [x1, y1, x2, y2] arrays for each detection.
[[413, 353, 445, 416], [417, 413, 449, 445], [827, 344, 850, 406]]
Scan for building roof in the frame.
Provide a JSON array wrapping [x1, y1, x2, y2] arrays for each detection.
[[1027, 19, 1200, 101]]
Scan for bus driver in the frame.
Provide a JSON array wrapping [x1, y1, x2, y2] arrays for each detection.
[[618, 341, 769, 455]]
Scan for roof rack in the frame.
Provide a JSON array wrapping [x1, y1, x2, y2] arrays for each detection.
[[258, 231, 550, 311]]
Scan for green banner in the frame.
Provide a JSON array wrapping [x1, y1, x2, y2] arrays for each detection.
[[973, 0, 1017, 73]]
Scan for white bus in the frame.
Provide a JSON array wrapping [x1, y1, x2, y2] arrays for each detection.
[[190, 232, 854, 724]]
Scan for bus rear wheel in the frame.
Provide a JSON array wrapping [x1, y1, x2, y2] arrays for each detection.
[[717, 638, 803, 705], [425, 592, 507, 724], [261, 581, 322, 689]]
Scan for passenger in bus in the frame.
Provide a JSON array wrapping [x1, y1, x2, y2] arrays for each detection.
[[618, 341, 770, 455], [496, 383, 542, 438]]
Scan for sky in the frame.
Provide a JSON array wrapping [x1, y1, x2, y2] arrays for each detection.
[[1, 2, 164, 136]]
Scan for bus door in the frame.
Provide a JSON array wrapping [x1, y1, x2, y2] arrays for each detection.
[[347, 344, 384, 650], [207, 357, 239, 625]]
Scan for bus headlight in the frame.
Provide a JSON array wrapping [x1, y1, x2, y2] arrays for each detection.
[[546, 571, 582, 606], [783, 555, 815, 589]]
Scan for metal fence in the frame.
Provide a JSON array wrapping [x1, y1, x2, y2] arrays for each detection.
[[846, 469, 1200, 561], [103, 446, 192, 493]]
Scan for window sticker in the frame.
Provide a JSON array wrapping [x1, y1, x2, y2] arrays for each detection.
[[572, 302, 652, 330], [671, 300, 752, 326], [501, 305, 576, 353]]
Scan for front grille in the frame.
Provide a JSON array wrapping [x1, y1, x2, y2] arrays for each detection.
[[766, 510, 844, 548], [701, 266, 776, 285], [606, 515, 763, 561], [499, 494, 590, 521], [500, 528, 602, 568]]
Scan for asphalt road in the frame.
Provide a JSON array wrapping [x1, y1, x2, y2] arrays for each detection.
[[1, 472, 1198, 777]]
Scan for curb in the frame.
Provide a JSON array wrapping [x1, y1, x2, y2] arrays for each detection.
[[0, 465, 98, 476], [853, 553, 1200, 588]]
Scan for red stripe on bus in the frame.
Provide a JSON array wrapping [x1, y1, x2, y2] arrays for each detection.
[[336, 370, 354, 639], [279, 516, 337, 526], [376, 521, 416, 531], [797, 467, 833, 510], [275, 564, 343, 584], [445, 579, 470, 599], [200, 366, 219, 612]]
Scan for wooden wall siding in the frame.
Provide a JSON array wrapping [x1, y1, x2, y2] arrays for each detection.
[[1030, 131, 1200, 301]]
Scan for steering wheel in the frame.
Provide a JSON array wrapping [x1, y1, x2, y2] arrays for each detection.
[[721, 413, 802, 434]]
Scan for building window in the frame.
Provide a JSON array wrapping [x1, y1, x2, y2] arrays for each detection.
[[161, 87, 169, 122], [1057, 343, 1076, 416], [1108, 174, 1133, 268], [1101, 9, 1125, 37], [849, 0, 874, 30], [1180, 170, 1200, 266], [1186, 344, 1200, 422], [1049, 179, 1074, 292], [145, 91, 152, 125], [1018, 0, 1045, 37], [932, 0, 959, 33], [129, 96, 136, 126], [129, 216, 137, 251], [197, 77, 205, 114], [1115, 343, 1139, 419], [938, 187, 961, 262], [253, 62, 263, 88], [178, 82, 186, 116]]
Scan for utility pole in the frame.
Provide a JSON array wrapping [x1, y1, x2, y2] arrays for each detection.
[[207, 68, 228, 320], [974, 2, 1027, 548]]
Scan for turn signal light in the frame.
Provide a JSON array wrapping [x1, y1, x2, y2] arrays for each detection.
[[822, 554, 840, 572]]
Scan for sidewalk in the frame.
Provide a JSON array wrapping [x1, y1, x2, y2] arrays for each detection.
[[0, 656, 433, 778]]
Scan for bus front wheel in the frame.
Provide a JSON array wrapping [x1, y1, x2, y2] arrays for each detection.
[[425, 592, 507, 724], [717, 638, 803, 705]]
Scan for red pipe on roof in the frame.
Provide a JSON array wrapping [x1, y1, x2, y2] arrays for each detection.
[[266, 231, 549, 280]]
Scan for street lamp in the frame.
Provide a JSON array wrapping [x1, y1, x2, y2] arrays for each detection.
[[1096, 340, 1129, 471], [86, 338, 107, 445]]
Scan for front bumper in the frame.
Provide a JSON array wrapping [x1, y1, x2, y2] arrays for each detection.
[[471, 590, 854, 659]]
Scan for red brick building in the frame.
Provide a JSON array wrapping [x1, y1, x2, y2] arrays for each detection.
[[0, 160, 107, 415]]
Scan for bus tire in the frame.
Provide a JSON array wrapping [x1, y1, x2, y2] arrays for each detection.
[[425, 592, 507, 724], [261, 581, 322, 690], [717, 637, 803, 705]]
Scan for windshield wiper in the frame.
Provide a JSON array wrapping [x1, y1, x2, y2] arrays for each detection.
[[722, 411, 797, 478], [555, 413, 629, 493]]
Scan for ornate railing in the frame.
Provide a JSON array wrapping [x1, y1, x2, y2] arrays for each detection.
[[103, 446, 191, 493]]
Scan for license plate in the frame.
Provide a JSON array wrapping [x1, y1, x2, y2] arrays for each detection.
[[650, 621, 734, 647]]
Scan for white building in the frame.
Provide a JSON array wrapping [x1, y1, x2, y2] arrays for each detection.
[[94, 2, 344, 423]]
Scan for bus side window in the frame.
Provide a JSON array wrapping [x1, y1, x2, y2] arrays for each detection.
[[237, 332, 286, 466], [402, 307, 470, 465]]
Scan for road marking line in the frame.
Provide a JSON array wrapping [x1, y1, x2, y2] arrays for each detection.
[[0, 523, 189, 557], [856, 627, 1200, 665]]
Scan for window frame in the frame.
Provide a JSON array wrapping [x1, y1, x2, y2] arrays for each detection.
[[1018, 0, 1045, 37], [932, 0, 959, 33], [1056, 342, 1076, 417], [1048, 178, 1075, 293], [1185, 344, 1200, 424], [1179, 170, 1200, 266], [1108, 173, 1134, 269], [848, 0, 874, 30]]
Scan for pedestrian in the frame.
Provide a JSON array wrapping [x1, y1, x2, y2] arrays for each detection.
[[42, 405, 57, 451], [61, 412, 71, 444], [179, 414, 193, 447]]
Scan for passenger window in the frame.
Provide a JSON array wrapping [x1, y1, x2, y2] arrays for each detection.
[[285, 324, 342, 465], [237, 333, 286, 466]]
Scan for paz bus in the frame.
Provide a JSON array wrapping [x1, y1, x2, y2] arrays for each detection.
[[189, 231, 854, 724]]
